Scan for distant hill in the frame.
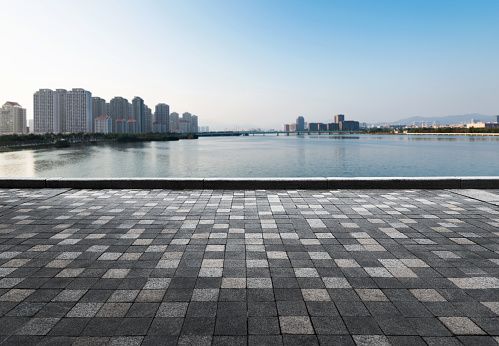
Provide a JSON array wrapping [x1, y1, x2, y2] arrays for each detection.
[[376, 114, 497, 126]]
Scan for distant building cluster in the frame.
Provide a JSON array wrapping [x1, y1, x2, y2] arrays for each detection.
[[465, 116, 499, 129], [31, 88, 201, 134], [0, 102, 27, 134], [282, 115, 360, 132]]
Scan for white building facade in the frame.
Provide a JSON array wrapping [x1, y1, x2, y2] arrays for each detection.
[[0, 101, 26, 134], [65, 88, 92, 133], [34, 89, 59, 133], [95, 116, 112, 133]]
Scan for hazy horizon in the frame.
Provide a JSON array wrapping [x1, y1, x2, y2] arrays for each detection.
[[1, 0, 498, 129]]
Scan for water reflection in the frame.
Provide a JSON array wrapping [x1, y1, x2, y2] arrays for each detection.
[[0, 135, 498, 178]]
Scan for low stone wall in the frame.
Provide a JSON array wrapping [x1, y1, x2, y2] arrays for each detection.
[[0, 177, 498, 189]]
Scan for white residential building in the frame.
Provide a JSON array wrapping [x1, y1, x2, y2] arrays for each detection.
[[154, 103, 170, 133], [65, 88, 92, 133], [0, 101, 26, 134], [181, 112, 192, 133], [132, 97, 145, 133], [169, 112, 179, 132], [92, 97, 106, 132], [95, 116, 112, 133], [34, 89, 59, 133], [191, 115, 198, 133]]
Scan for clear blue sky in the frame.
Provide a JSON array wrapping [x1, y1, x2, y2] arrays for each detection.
[[1, 0, 498, 129]]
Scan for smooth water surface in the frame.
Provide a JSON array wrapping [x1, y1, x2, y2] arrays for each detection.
[[0, 135, 498, 177]]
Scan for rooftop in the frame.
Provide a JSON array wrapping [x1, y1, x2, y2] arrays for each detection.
[[0, 187, 498, 344]]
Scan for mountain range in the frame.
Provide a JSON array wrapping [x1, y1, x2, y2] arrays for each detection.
[[376, 113, 497, 126]]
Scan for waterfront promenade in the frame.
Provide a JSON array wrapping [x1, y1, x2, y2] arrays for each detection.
[[1, 187, 499, 345]]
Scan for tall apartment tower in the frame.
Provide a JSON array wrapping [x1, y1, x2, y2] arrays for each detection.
[[110, 97, 130, 132], [154, 103, 170, 133], [334, 114, 345, 123], [182, 112, 192, 133], [169, 112, 179, 132], [34, 89, 57, 133], [132, 97, 145, 133], [144, 105, 153, 133], [56, 89, 68, 132], [0, 102, 27, 134], [92, 97, 106, 133], [105, 102, 111, 117], [496, 115, 499, 123], [191, 115, 198, 133], [296, 116, 305, 131], [65, 88, 92, 133]]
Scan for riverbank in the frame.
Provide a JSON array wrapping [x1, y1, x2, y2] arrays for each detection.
[[0, 133, 198, 152]]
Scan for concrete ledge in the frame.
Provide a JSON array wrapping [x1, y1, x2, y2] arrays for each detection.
[[328, 177, 462, 189], [204, 178, 328, 190], [46, 178, 204, 190], [460, 177, 499, 189], [0, 177, 498, 189], [0, 178, 47, 188]]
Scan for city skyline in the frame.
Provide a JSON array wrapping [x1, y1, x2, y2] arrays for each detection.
[[1, 1, 498, 129], [31, 88, 200, 134]]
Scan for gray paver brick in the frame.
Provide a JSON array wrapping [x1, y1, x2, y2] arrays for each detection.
[[1, 187, 499, 342]]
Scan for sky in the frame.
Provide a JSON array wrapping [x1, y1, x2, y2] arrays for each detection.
[[1, 0, 498, 130]]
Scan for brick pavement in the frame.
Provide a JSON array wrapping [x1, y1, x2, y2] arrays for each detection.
[[0, 188, 499, 345]]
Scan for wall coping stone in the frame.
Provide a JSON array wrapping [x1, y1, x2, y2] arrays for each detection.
[[1, 177, 498, 189]]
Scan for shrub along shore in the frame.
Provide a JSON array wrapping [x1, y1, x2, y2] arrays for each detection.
[[0, 133, 198, 151]]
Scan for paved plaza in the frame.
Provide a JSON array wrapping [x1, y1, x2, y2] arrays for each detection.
[[1, 188, 499, 345]]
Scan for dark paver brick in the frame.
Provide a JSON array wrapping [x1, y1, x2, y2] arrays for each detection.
[[1, 187, 499, 342]]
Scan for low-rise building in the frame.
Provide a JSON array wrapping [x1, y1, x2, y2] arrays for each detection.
[[95, 116, 112, 133], [339, 120, 360, 131]]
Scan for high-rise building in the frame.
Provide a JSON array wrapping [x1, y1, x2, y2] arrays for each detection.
[[296, 116, 305, 131], [92, 97, 106, 133], [110, 97, 130, 132], [115, 119, 126, 134], [144, 105, 152, 133], [179, 120, 190, 133], [0, 101, 27, 134], [132, 97, 145, 133], [127, 119, 137, 134], [65, 88, 92, 133], [191, 115, 198, 133], [95, 116, 112, 133], [34, 89, 59, 133], [496, 115, 499, 123], [182, 112, 192, 133], [105, 102, 111, 117], [56, 89, 67, 132], [170, 112, 179, 132], [334, 114, 345, 123], [154, 103, 170, 133]]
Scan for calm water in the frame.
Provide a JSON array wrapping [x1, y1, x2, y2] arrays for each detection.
[[0, 135, 498, 178]]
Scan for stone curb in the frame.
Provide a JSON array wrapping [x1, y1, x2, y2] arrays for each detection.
[[1, 177, 499, 189]]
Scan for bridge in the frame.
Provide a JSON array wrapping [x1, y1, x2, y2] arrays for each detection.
[[197, 130, 364, 137]]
